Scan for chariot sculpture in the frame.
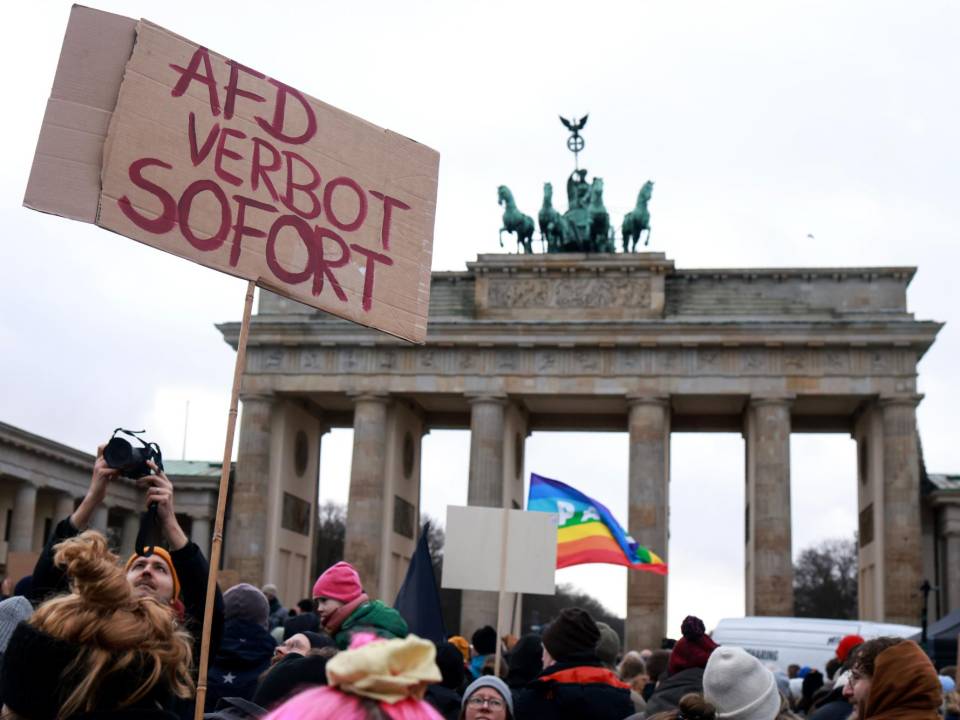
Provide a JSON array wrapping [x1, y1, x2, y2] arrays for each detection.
[[497, 115, 654, 254]]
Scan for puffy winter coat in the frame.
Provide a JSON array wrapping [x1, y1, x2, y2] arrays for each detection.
[[514, 655, 633, 720], [645, 667, 705, 716], [333, 599, 408, 649]]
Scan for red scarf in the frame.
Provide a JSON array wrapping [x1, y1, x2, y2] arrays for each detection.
[[324, 593, 369, 635]]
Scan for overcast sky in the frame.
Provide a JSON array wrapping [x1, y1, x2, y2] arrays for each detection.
[[3, 1, 958, 635]]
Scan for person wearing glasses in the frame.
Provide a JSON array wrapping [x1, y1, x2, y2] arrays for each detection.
[[841, 637, 940, 720], [460, 676, 513, 720]]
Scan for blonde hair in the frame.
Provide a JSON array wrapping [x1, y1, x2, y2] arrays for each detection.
[[29, 531, 194, 718]]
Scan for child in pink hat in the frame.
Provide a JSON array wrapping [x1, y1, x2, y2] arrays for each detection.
[[313, 561, 408, 649]]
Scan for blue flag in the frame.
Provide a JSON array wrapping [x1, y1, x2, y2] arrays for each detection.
[[393, 522, 447, 644]]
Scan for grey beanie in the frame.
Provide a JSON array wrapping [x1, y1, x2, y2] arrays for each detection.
[[0, 596, 32, 653], [704, 646, 781, 720], [595, 621, 621, 669], [462, 675, 514, 717], [224, 583, 270, 629]]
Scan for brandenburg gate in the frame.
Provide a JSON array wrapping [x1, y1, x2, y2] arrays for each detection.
[[219, 252, 940, 649]]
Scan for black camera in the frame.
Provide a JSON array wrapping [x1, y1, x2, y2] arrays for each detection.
[[103, 428, 163, 479]]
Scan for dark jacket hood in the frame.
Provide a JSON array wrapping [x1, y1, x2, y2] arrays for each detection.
[[645, 666, 705, 716], [215, 619, 277, 668]]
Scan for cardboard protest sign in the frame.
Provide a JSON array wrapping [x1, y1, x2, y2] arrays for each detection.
[[25, 6, 439, 343], [441, 506, 557, 595]]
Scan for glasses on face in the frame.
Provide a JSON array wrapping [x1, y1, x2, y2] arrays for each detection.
[[467, 696, 504, 710]]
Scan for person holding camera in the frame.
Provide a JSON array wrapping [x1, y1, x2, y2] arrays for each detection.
[[29, 440, 225, 680]]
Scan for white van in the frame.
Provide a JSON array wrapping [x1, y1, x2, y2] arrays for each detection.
[[710, 616, 921, 672]]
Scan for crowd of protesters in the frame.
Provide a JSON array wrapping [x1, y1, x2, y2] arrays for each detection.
[[0, 449, 951, 719]]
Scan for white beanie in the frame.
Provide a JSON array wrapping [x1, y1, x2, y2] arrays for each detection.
[[704, 646, 782, 720]]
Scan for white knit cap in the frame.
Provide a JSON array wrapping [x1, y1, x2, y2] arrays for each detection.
[[704, 646, 782, 720]]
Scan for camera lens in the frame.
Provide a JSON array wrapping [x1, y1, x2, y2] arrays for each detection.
[[103, 437, 134, 470]]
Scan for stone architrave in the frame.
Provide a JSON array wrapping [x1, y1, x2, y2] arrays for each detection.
[[626, 397, 670, 651]]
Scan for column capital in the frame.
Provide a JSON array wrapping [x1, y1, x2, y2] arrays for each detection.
[[877, 394, 924, 410], [239, 392, 275, 404], [466, 394, 508, 407], [749, 395, 795, 409], [348, 392, 391, 405], [625, 394, 670, 408]]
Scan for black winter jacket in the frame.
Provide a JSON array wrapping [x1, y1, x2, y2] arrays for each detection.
[[514, 655, 633, 720], [30, 515, 225, 670], [205, 619, 277, 712], [644, 667, 705, 716], [30, 516, 225, 720], [425, 684, 462, 720]]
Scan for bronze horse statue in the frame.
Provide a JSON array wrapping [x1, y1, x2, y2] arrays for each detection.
[[588, 177, 616, 253], [622, 180, 654, 251], [498, 185, 535, 254], [539, 182, 574, 252]]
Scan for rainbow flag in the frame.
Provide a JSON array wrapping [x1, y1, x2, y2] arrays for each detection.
[[527, 473, 667, 575]]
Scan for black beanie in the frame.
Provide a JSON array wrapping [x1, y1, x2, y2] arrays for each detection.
[[301, 630, 336, 649], [505, 634, 544, 687], [541, 608, 600, 662], [252, 654, 329, 710], [472, 625, 497, 656]]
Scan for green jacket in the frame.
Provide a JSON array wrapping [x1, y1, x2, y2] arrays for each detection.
[[333, 599, 409, 649]]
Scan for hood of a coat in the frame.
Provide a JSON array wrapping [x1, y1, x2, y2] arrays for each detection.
[[862, 641, 940, 720], [215, 619, 277, 668]]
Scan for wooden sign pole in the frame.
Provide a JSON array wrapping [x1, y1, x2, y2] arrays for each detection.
[[494, 507, 510, 678], [193, 280, 256, 719]]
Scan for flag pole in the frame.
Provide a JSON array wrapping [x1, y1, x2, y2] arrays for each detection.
[[193, 279, 256, 719]]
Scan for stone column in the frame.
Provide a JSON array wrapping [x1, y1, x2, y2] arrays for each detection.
[[626, 396, 670, 651], [54, 494, 75, 523], [225, 394, 274, 586], [879, 396, 923, 624], [121, 511, 140, 557], [191, 516, 212, 559], [745, 397, 793, 616], [91, 505, 109, 534], [461, 396, 507, 636], [344, 395, 390, 594], [9, 482, 38, 553]]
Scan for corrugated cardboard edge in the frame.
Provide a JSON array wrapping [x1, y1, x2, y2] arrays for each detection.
[[23, 4, 136, 222]]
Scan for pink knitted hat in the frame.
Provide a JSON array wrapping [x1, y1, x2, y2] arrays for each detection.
[[313, 561, 363, 602]]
